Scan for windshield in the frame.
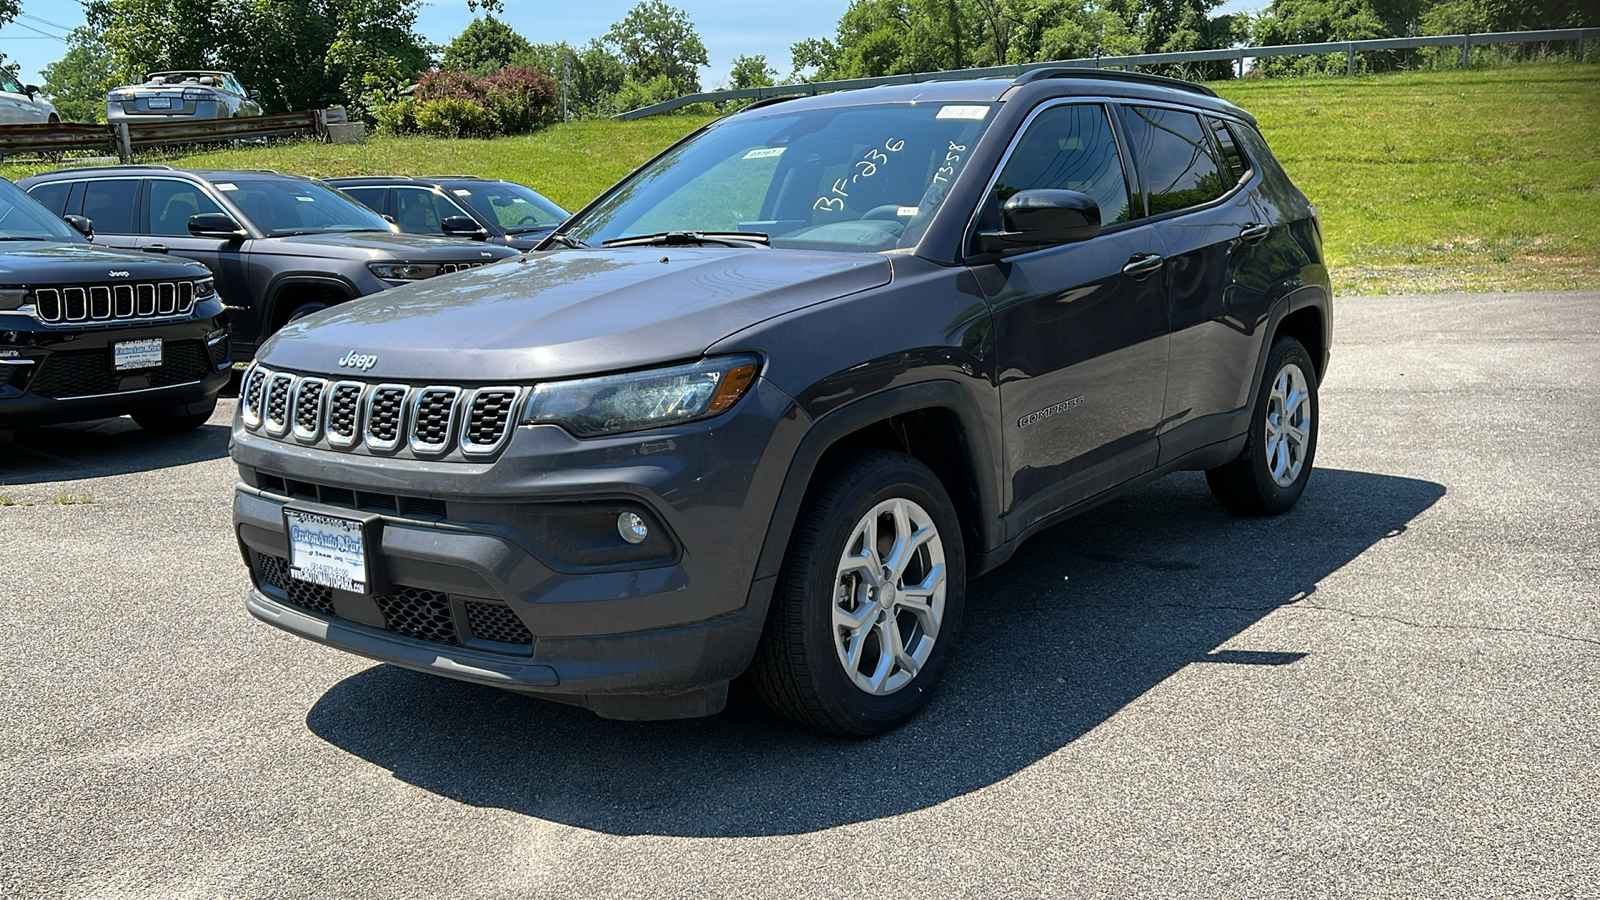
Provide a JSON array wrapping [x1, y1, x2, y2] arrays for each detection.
[[566, 101, 998, 254], [451, 182, 567, 234], [0, 179, 83, 243], [221, 178, 391, 236]]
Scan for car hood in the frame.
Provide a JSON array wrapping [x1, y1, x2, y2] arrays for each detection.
[[0, 241, 208, 284], [258, 247, 892, 381], [256, 231, 519, 262]]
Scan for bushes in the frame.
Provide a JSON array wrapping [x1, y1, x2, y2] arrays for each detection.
[[375, 66, 558, 137]]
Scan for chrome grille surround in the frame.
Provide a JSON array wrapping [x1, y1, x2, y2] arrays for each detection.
[[291, 377, 327, 442], [460, 387, 520, 456], [240, 364, 268, 428], [240, 371, 523, 460], [409, 386, 461, 455], [325, 381, 365, 448], [363, 384, 410, 453], [262, 372, 295, 437], [31, 280, 201, 325]]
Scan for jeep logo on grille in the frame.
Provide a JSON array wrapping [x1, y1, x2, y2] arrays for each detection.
[[108, 270, 130, 278], [337, 351, 379, 371]]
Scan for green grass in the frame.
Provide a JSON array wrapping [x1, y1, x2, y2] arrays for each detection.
[[4, 63, 1597, 294]]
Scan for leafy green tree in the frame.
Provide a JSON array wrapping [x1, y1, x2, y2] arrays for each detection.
[[0, 0, 18, 79], [41, 29, 117, 123], [442, 15, 534, 74], [604, 1, 709, 94], [729, 54, 777, 89], [514, 40, 627, 117]]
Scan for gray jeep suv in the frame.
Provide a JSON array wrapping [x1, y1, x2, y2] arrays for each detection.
[[19, 167, 520, 357], [231, 70, 1330, 736]]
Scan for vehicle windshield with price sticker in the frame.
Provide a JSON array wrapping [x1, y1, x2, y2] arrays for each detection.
[[232, 72, 1331, 736], [0, 177, 230, 433]]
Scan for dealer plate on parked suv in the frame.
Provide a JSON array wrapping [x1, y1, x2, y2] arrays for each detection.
[[231, 69, 1331, 736]]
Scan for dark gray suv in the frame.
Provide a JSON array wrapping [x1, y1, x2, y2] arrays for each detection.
[[231, 70, 1330, 736], [19, 167, 520, 357]]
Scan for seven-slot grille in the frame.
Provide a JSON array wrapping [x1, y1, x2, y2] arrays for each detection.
[[439, 262, 487, 275], [33, 280, 201, 324], [239, 364, 521, 459]]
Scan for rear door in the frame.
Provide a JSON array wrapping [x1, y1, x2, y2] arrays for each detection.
[[971, 101, 1170, 521], [136, 177, 261, 340]]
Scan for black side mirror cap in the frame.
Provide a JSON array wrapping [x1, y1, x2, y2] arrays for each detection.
[[441, 215, 489, 240], [188, 212, 247, 239], [247, 90, 261, 100], [24, 84, 40, 97], [975, 189, 1102, 253], [63, 215, 93, 239]]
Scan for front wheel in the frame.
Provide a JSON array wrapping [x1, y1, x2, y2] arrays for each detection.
[[752, 450, 965, 737], [1206, 335, 1319, 514]]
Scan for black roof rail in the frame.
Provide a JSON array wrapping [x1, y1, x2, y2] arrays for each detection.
[[1011, 67, 1219, 98], [738, 94, 803, 114], [30, 163, 176, 177]]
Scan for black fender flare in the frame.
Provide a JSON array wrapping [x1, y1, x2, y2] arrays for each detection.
[[263, 274, 358, 329], [752, 379, 1003, 583], [1243, 283, 1331, 416]]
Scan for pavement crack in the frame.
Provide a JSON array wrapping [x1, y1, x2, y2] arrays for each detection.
[[1296, 602, 1600, 648]]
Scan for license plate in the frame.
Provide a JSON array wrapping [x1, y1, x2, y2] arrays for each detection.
[[285, 509, 371, 593], [113, 338, 162, 371], [147, 97, 172, 109]]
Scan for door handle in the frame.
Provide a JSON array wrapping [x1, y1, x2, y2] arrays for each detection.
[[1121, 253, 1164, 279], [143, 244, 169, 254], [1240, 223, 1271, 244]]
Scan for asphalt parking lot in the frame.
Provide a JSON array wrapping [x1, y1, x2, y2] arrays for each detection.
[[2, 291, 1596, 898]]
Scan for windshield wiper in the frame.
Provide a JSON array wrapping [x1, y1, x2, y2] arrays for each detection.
[[602, 231, 770, 249], [544, 231, 589, 250]]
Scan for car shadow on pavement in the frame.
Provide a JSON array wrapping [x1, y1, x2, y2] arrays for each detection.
[[0, 417, 231, 485], [306, 467, 1444, 837]]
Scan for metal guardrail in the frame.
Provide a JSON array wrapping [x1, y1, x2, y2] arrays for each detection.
[[0, 109, 346, 162], [617, 27, 1600, 119]]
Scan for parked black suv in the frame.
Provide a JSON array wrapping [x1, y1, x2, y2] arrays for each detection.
[[18, 167, 520, 358], [231, 71, 1330, 735], [326, 175, 569, 251], [0, 178, 229, 432]]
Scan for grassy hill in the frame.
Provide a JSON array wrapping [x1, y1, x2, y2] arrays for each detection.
[[5, 63, 1596, 295]]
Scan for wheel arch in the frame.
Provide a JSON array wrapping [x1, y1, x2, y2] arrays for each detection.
[[263, 275, 358, 335], [753, 380, 1002, 585]]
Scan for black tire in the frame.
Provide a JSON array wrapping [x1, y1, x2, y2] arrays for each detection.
[[285, 301, 330, 325], [1206, 335, 1319, 515], [132, 397, 217, 434], [752, 450, 966, 737]]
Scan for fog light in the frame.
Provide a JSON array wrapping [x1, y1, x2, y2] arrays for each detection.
[[617, 512, 649, 544]]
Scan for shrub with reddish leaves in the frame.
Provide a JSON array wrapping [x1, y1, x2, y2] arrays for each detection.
[[394, 66, 557, 136]]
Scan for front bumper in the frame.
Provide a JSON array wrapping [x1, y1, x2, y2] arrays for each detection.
[[230, 378, 807, 718], [0, 310, 232, 428]]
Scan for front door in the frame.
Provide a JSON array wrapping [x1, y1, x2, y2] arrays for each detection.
[[972, 102, 1169, 526]]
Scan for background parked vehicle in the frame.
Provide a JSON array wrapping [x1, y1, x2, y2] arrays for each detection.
[[19, 166, 520, 358], [328, 176, 568, 251], [0, 71, 59, 124], [229, 70, 1330, 736], [106, 70, 262, 122], [0, 178, 230, 433]]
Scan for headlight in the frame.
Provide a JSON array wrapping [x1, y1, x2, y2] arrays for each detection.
[[368, 262, 435, 281], [0, 288, 26, 311], [522, 355, 761, 437], [194, 277, 215, 298]]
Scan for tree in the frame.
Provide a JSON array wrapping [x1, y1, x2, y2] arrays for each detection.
[[604, 1, 710, 94], [729, 54, 776, 89], [514, 40, 627, 116], [0, 0, 19, 79], [442, 15, 534, 74], [41, 29, 117, 123]]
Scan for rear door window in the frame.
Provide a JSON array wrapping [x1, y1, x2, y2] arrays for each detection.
[[26, 181, 70, 216], [1118, 106, 1228, 216], [148, 180, 227, 236], [81, 179, 141, 235]]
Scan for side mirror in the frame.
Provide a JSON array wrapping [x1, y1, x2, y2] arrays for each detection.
[[974, 189, 1101, 253], [247, 90, 261, 100], [63, 215, 93, 239], [441, 215, 488, 240], [24, 84, 40, 98], [188, 212, 247, 240]]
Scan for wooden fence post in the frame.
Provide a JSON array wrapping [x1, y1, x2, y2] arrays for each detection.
[[113, 122, 132, 163]]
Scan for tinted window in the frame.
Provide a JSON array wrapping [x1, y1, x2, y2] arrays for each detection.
[[0, 180, 81, 241], [1207, 117, 1249, 186], [149, 180, 225, 236], [991, 103, 1132, 226], [1120, 106, 1227, 216], [82, 179, 140, 234], [451, 182, 566, 233], [394, 188, 467, 235], [220, 179, 389, 236], [26, 181, 70, 216], [340, 187, 388, 216]]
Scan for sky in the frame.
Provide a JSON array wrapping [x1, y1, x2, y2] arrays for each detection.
[[0, 0, 1263, 92]]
